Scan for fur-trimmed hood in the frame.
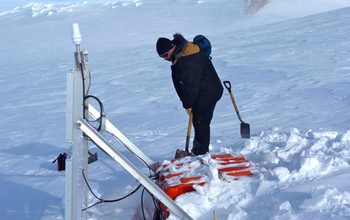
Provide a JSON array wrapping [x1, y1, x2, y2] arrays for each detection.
[[172, 33, 200, 65]]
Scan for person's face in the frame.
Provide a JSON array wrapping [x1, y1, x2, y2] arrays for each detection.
[[160, 46, 175, 62]]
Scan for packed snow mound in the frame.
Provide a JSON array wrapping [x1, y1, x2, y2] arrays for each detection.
[[246, 128, 350, 178], [160, 128, 350, 219]]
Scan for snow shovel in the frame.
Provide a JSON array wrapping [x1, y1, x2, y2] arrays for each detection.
[[223, 81, 250, 138], [174, 112, 194, 159]]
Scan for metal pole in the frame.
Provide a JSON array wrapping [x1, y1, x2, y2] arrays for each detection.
[[65, 23, 89, 220]]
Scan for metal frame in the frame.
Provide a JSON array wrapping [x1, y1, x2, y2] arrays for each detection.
[[65, 23, 192, 220], [77, 119, 193, 220]]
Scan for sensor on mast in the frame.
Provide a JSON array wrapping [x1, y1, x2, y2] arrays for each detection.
[[72, 23, 82, 45], [72, 23, 83, 67]]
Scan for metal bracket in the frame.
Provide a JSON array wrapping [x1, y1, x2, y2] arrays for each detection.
[[88, 104, 156, 171], [77, 119, 193, 220]]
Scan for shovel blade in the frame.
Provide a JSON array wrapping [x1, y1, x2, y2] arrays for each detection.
[[175, 149, 185, 159], [240, 122, 250, 138], [174, 149, 195, 159]]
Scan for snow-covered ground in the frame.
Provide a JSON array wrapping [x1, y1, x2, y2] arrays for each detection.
[[1, 0, 350, 219]]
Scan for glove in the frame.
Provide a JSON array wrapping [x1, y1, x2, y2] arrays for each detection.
[[186, 108, 192, 115]]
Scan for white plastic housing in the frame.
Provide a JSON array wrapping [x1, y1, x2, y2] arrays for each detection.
[[72, 23, 82, 45]]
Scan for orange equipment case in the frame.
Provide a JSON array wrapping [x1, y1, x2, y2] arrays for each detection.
[[154, 154, 255, 218]]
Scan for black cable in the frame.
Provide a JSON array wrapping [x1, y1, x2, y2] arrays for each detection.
[[78, 58, 104, 132], [80, 63, 88, 119], [78, 62, 153, 170], [141, 187, 147, 220], [141, 186, 165, 220], [84, 95, 104, 132], [84, 95, 104, 121], [147, 188, 164, 220], [76, 53, 163, 217], [81, 170, 142, 211]]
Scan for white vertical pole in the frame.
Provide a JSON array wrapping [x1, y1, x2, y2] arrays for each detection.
[[65, 68, 83, 220], [65, 23, 89, 220]]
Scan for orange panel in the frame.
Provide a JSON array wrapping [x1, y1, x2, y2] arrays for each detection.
[[219, 160, 249, 165], [163, 163, 183, 168], [217, 157, 247, 162], [158, 172, 184, 182], [211, 154, 233, 159], [164, 182, 206, 200], [224, 170, 253, 177], [181, 176, 203, 183], [168, 173, 184, 178], [218, 166, 251, 172]]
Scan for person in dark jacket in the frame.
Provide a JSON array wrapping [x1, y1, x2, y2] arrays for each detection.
[[156, 33, 223, 155]]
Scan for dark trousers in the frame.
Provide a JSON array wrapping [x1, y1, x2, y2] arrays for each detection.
[[191, 99, 218, 155]]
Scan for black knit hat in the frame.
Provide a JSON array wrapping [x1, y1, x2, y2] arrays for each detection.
[[156, 38, 173, 56]]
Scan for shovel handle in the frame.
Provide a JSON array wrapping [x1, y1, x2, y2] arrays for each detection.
[[223, 81, 250, 138], [185, 113, 193, 152], [223, 81, 240, 113], [223, 81, 232, 93]]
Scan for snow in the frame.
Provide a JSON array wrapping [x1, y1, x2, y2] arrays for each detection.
[[1, 0, 350, 219]]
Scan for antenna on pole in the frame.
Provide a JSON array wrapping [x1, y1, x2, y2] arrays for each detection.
[[72, 23, 82, 45], [72, 23, 82, 66]]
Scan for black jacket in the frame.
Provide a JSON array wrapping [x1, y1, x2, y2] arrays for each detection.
[[171, 36, 223, 109]]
